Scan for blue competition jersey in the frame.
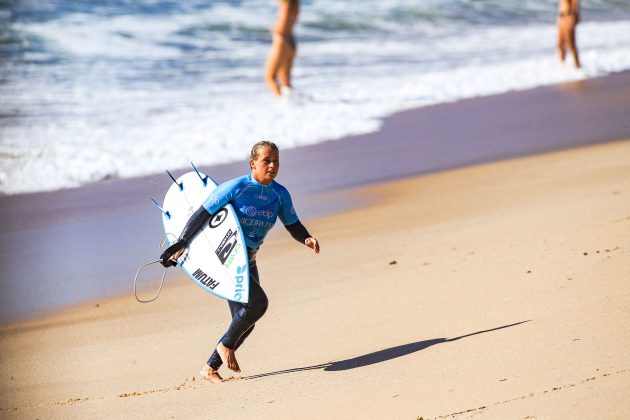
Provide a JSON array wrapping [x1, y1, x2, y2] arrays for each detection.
[[202, 174, 299, 249]]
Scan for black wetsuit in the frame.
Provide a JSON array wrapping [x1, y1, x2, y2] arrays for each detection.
[[206, 248, 267, 369]]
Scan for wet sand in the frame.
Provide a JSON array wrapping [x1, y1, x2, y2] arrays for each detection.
[[1, 138, 629, 419], [0, 71, 629, 323]]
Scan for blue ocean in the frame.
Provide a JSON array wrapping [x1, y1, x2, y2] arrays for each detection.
[[2, 0, 630, 195]]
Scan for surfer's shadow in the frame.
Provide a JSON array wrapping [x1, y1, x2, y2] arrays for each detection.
[[244, 320, 529, 380]]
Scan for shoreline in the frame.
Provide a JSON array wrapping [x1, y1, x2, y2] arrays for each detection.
[[1, 70, 629, 323]]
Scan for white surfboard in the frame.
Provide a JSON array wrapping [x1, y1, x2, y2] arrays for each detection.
[[160, 170, 249, 303]]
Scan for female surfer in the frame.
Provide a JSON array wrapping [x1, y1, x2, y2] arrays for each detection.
[[160, 141, 320, 382]]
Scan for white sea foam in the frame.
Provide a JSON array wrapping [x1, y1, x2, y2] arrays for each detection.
[[1, 2, 630, 195]]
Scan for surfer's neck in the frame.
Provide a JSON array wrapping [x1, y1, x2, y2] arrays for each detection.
[[249, 172, 274, 186]]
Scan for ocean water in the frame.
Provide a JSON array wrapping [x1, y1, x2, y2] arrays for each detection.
[[2, 0, 630, 195]]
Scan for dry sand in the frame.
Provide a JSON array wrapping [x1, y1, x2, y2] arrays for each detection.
[[1, 139, 629, 419]]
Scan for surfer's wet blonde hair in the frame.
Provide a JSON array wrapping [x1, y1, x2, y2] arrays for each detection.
[[250, 141, 279, 161]]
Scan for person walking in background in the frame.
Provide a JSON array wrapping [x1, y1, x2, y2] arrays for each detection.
[[557, 0, 580, 68], [265, 0, 300, 97]]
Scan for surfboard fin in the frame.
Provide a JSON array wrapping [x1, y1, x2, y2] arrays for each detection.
[[151, 197, 171, 219], [191, 162, 209, 187], [166, 169, 184, 191]]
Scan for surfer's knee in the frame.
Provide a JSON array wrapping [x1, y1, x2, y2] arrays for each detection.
[[248, 295, 269, 321], [255, 295, 269, 317]]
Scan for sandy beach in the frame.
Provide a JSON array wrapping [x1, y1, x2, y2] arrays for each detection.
[[1, 135, 629, 418], [1, 70, 630, 418]]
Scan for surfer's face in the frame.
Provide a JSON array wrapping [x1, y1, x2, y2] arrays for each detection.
[[250, 146, 279, 185]]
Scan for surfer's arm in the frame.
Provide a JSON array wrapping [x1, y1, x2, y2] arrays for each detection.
[[285, 220, 310, 243], [278, 186, 319, 253], [160, 206, 212, 267], [178, 206, 212, 245], [285, 220, 320, 254]]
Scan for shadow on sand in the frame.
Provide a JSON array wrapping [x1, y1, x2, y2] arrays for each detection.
[[244, 320, 530, 380]]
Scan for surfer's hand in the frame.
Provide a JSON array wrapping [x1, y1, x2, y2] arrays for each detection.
[[160, 240, 187, 267], [305, 237, 320, 254]]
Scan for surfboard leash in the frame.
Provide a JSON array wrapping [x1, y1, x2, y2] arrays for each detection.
[[133, 260, 168, 303], [133, 233, 178, 303]]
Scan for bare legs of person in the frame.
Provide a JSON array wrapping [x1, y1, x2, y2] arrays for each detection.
[[265, 33, 296, 96], [557, 16, 580, 68]]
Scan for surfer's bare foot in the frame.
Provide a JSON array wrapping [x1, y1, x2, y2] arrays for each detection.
[[200, 364, 223, 383], [216, 342, 241, 372]]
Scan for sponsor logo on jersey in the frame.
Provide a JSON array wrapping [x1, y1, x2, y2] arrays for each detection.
[[192, 268, 220, 290], [206, 193, 220, 207], [216, 229, 239, 265], [239, 217, 275, 229], [240, 205, 274, 219]]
